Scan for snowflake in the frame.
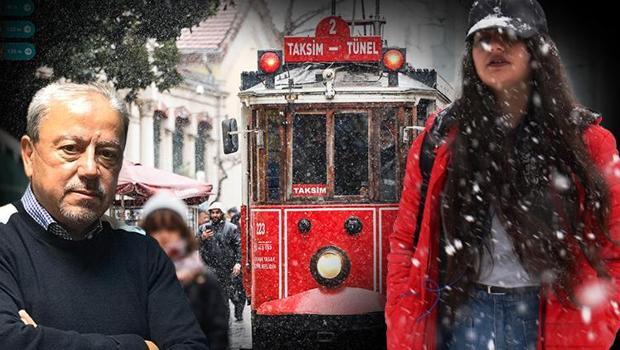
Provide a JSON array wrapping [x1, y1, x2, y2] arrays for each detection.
[[473, 183, 480, 193], [517, 302, 528, 315], [552, 172, 571, 192], [611, 300, 620, 315], [540, 42, 551, 55], [532, 92, 542, 107], [465, 329, 477, 342], [576, 281, 611, 307], [453, 239, 463, 250], [445, 244, 456, 256], [581, 306, 592, 324]]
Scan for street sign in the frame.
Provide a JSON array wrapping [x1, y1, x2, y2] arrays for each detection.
[[2, 42, 35, 61], [283, 16, 382, 63], [1, 20, 35, 38], [0, 0, 34, 16]]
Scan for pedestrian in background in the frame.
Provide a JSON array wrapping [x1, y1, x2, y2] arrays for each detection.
[[197, 202, 242, 323], [197, 202, 210, 226], [227, 206, 247, 321], [227, 206, 241, 227], [141, 191, 230, 350]]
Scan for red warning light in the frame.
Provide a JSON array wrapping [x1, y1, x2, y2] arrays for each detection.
[[382, 49, 405, 71], [258, 51, 281, 74]]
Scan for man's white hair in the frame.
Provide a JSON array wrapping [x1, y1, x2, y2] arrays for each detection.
[[26, 81, 129, 142]]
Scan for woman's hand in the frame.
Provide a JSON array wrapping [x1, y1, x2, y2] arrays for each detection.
[[19, 310, 37, 327], [145, 340, 159, 350]]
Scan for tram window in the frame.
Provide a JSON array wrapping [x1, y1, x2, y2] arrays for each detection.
[[292, 114, 327, 185], [334, 113, 368, 196], [378, 109, 397, 201], [266, 112, 282, 201]]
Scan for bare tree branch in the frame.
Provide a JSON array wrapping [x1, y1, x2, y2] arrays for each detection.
[[214, 157, 241, 202], [283, 0, 295, 36]]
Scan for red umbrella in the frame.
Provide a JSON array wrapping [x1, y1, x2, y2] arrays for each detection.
[[115, 161, 213, 205]]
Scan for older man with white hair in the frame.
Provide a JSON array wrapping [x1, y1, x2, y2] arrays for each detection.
[[0, 82, 209, 349]]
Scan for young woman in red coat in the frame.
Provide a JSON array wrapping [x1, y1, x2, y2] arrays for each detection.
[[386, 0, 620, 349]]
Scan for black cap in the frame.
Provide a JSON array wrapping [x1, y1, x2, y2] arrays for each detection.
[[227, 206, 239, 215], [466, 0, 548, 40]]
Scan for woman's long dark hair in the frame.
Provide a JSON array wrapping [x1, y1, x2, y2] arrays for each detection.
[[441, 33, 614, 311]]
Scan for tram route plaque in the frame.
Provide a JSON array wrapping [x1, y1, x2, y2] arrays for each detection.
[[284, 16, 382, 63], [251, 211, 281, 304]]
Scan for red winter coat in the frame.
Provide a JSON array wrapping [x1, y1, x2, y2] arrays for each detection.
[[385, 111, 620, 350]]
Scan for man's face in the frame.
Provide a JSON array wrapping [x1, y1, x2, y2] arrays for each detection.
[[21, 92, 125, 233], [198, 211, 209, 225], [209, 209, 224, 223]]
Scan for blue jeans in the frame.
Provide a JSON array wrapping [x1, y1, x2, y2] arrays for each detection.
[[441, 286, 540, 350]]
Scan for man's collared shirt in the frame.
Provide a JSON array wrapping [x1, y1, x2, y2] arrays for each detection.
[[20, 185, 102, 240]]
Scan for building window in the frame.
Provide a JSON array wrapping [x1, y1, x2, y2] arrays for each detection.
[[195, 121, 209, 173], [153, 111, 164, 168], [173, 117, 186, 174]]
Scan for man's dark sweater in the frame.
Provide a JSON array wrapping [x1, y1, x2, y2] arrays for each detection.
[[0, 201, 209, 350]]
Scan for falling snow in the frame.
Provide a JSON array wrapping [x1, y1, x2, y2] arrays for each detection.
[[611, 300, 620, 315], [587, 331, 597, 342], [581, 306, 592, 324], [453, 239, 463, 250], [465, 329, 477, 342], [481, 41, 493, 52], [576, 281, 612, 308], [552, 171, 571, 192], [532, 92, 542, 107], [517, 302, 527, 315], [539, 41, 551, 55], [445, 244, 456, 256]]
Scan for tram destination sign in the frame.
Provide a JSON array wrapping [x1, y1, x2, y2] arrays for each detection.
[[284, 16, 382, 63], [292, 184, 327, 197]]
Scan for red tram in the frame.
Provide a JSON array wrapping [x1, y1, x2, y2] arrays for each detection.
[[222, 15, 453, 349]]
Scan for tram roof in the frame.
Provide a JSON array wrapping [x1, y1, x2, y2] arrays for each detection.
[[238, 65, 453, 105]]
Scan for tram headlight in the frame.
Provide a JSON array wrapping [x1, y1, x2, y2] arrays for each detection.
[[317, 252, 342, 279], [310, 246, 351, 288]]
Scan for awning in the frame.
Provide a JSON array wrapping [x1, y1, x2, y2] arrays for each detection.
[[115, 161, 213, 205]]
